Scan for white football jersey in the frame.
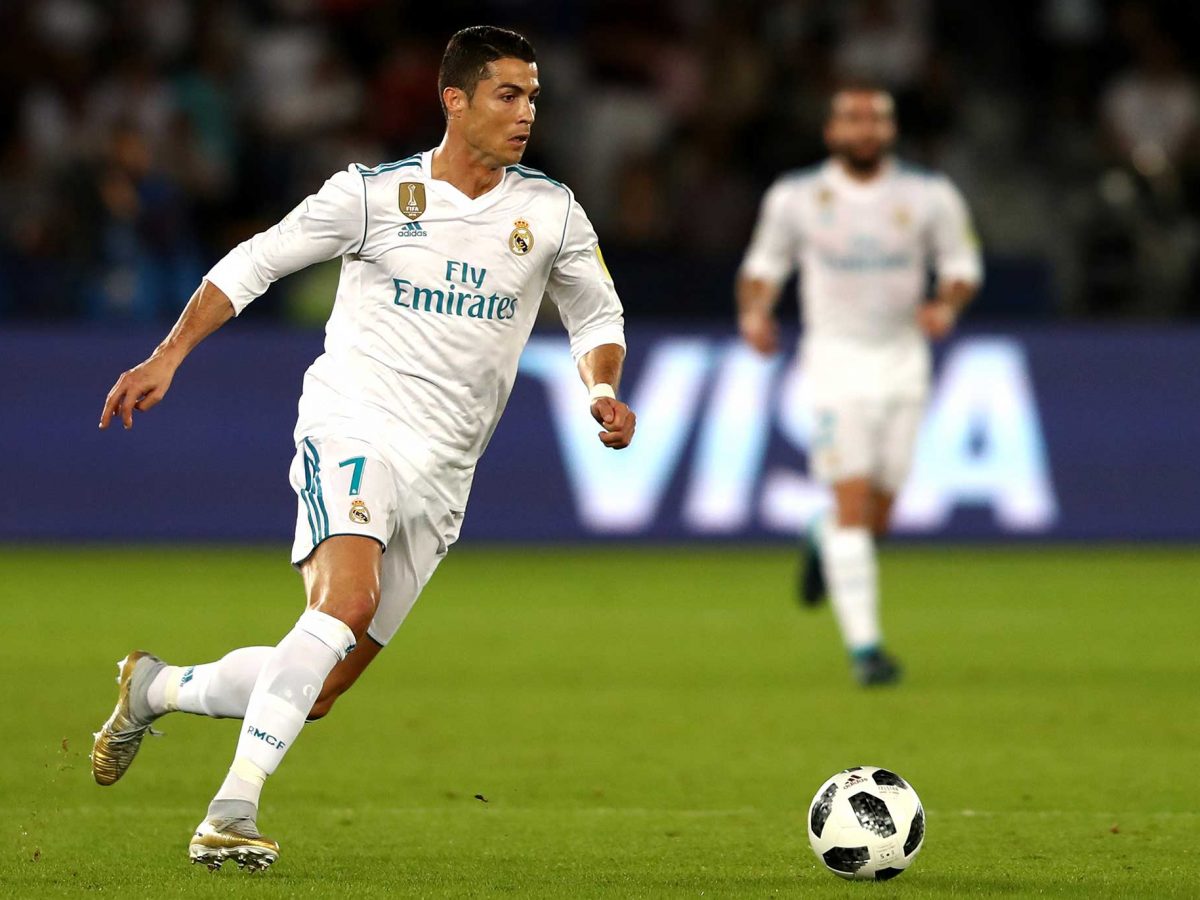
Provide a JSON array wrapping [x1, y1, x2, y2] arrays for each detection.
[[740, 158, 982, 400], [205, 149, 625, 510]]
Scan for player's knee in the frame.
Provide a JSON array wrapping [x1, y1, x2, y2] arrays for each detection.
[[314, 588, 379, 641], [836, 498, 871, 528]]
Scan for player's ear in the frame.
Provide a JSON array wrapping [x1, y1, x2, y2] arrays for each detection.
[[443, 86, 467, 120]]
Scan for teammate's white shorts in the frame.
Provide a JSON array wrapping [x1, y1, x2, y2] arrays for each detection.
[[807, 396, 925, 492], [288, 436, 463, 646]]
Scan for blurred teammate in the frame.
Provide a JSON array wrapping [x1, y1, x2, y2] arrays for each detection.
[[91, 26, 635, 871], [736, 86, 981, 686]]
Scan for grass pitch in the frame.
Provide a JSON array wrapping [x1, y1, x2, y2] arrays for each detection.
[[1, 544, 1197, 897]]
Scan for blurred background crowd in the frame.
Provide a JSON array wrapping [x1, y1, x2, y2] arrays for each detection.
[[2, 0, 1199, 324]]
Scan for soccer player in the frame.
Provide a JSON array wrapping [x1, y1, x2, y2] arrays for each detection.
[[91, 26, 635, 871], [736, 86, 981, 686]]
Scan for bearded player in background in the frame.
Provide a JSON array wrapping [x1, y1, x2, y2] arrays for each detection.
[[736, 86, 982, 686]]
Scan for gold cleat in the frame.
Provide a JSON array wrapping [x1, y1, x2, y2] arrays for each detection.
[[90, 651, 166, 786], [189, 818, 280, 872]]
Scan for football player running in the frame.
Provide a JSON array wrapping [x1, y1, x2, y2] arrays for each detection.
[[92, 26, 634, 870], [737, 86, 981, 686]]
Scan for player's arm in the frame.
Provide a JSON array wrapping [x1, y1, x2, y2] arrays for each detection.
[[545, 196, 635, 450], [736, 276, 784, 355], [578, 342, 634, 449], [99, 280, 234, 430], [98, 165, 366, 430], [736, 180, 798, 356], [919, 178, 983, 340]]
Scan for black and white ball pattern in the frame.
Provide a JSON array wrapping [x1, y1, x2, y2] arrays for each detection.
[[807, 766, 925, 881]]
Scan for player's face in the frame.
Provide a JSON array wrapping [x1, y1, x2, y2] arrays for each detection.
[[461, 58, 539, 167], [825, 91, 897, 173]]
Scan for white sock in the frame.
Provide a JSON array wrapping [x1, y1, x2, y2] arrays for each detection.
[[212, 610, 356, 809], [823, 525, 881, 653], [147, 647, 273, 718]]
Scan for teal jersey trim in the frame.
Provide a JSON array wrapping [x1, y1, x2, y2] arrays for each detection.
[[506, 164, 565, 187], [303, 439, 330, 540], [357, 154, 421, 178], [300, 452, 320, 545]]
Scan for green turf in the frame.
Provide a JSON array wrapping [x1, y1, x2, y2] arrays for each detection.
[[1, 545, 1197, 897]]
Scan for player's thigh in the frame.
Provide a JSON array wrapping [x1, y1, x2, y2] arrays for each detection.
[[870, 488, 896, 536], [299, 535, 384, 633], [290, 437, 401, 634], [876, 399, 925, 498], [831, 477, 874, 528], [366, 499, 462, 648]]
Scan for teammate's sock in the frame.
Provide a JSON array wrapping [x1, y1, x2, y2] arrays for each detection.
[[147, 647, 273, 719], [211, 610, 356, 810], [799, 512, 832, 606], [822, 525, 881, 652]]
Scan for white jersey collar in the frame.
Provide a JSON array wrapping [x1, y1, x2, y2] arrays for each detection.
[[824, 157, 895, 196], [420, 149, 511, 214]]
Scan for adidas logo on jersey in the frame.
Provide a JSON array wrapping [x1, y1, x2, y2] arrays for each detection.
[[397, 220, 428, 238]]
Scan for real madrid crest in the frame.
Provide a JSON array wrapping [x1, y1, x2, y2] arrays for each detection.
[[509, 219, 534, 255], [349, 499, 371, 525], [893, 205, 912, 230], [398, 182, 426, 221]]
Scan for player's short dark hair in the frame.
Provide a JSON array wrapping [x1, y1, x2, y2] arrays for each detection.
[[438, 26, 537, 117]]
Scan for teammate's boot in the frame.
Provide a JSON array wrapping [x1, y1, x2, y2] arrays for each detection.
[[798, 531, 827, 607], [189, 802, 280, 872], [852, 648, 902, 687], [90, 650, 167, 785]]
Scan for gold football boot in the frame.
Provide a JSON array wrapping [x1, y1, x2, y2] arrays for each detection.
[[90, 651, 166, 785], [189, 816, 280, 872]]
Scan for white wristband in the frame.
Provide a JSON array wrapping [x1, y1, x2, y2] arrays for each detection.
[[588, 383, 616, 403]]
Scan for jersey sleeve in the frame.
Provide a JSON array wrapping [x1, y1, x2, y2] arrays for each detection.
[[739, 179, 800, 285], [203, 165, 365, 315], [929, 177, 983, 287], [544, 195, 626, 362]]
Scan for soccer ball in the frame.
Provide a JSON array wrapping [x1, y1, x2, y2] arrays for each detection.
[[806, 766, 925, 881]]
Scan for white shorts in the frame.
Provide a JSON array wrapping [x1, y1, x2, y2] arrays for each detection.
[[289, 436, 463, 646], [807, 397, 925, 493]]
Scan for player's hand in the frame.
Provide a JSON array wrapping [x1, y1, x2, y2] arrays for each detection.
[[99, 353, 180, 430], [591, 397, 636, 449], [917, 301, 958, 341], [739, 311, 779, 356]]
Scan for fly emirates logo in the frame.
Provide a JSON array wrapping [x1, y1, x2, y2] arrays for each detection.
[[391, 260, 520, 322]]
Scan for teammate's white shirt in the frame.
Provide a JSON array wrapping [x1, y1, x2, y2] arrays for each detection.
[[740, 157, 982, 402], [206, 149, 625, 511]]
